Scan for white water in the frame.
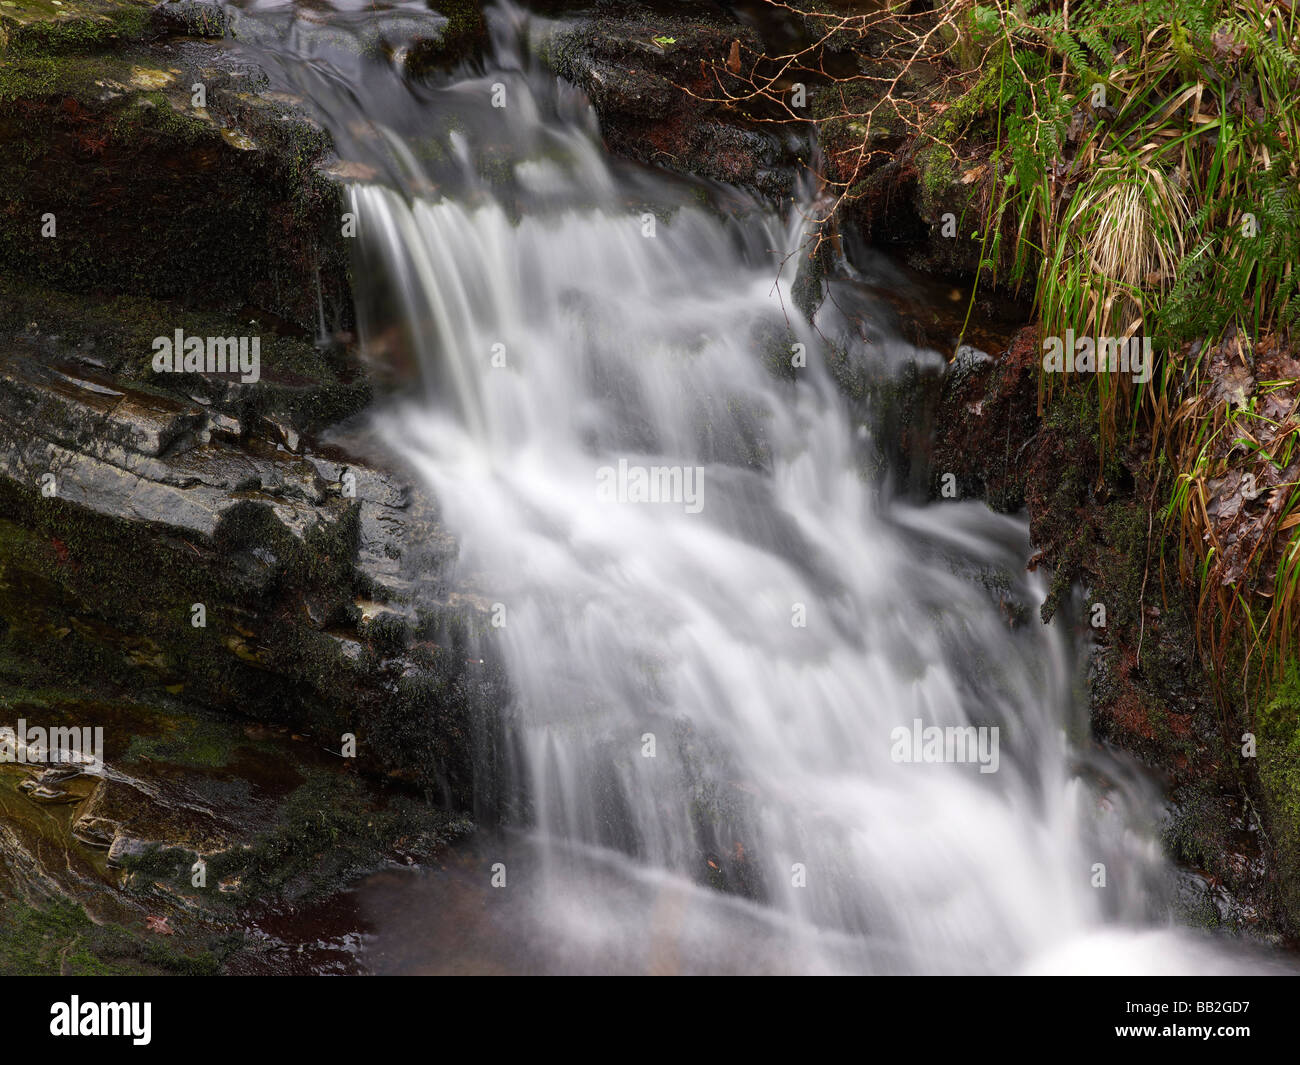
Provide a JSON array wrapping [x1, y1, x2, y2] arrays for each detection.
[[234, 1, 1283, 973]]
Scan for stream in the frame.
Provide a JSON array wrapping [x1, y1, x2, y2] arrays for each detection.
[[225, 0, 1292, 974]]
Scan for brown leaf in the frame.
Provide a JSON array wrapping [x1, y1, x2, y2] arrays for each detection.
[[1211, 27, 1248, 60], [1255, 351, 1300, 381], [726, 39, 742, 74]]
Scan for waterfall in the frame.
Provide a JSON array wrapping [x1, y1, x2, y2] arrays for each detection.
[[228, 0, 1285, 974]]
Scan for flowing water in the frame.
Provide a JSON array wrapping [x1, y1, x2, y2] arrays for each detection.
[[229, 0, 1288, 974]]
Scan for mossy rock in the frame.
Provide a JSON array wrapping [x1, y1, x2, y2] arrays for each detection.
[[0, 276, 369, 429], [1254, 664, 1300, 928], [0, 898, 224, 975], [0, 0, 156, 59], [0, 42, 352, 332]]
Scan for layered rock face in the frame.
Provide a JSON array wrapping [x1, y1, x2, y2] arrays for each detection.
[[0, 0, 508, 971]]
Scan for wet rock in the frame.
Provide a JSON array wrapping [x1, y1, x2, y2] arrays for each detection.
[[404, 1, 489, 71], [0, 359, 332, 542], [260, 414, 301, 454], [106, 834, 151, 870], [537, 4, 797, 198], [72, 815, 121, 848], [151, 0, 227, 38], [327, 632, 364, 662], [20, 781, 82, 803], [0, 277, 371, 433], [930, 326, 1040, 510], [307, 448, 457, 603], [0, 361, 199, 460], [0, 344, 499, 812], [0, 14, 352, 332], [0, 0, 156, 57]]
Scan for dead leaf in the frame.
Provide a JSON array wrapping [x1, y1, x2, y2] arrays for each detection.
[[1211, 27, 1248, 60], [727, 39, 742, 74]]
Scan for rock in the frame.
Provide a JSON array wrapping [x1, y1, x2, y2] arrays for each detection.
[[0, 276, 371, 433], [0, 357, 334, 543], [0, 0, 156, 57], [0, 17, 352, 332], [106, 834, 151, 869], [0, 0, 499, 972], [260, 415, 301, 454], [305, 426, 461, 605], [405, 2, 489, 71], [931, 326, 1040, 511], [27, 764, 86, 785], [538, 5, 797, 198], [151, 0, 227, 38], [0, 343, 500, 810], [72, 815, 121, 849]]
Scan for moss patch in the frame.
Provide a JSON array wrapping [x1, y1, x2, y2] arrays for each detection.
[[121, 769, 472, 907], [0, 0, 156, 59], [0, 276, 369, 430], [0, 897, 224, 975], [0, 44, 351, 332], [1254, 663, 1300, 925]]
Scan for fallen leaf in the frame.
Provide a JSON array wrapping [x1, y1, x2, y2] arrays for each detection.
[[1211, 27, 1248, 60], [727, 39, 742, 74]]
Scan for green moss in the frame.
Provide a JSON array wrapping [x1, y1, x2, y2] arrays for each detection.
[[0, 471, 357, 739], [121, 769, 471, 905], [934, 58, 1006, 145], [439, 0, 485, 46], [813, 79, 904, 153], [0, 48, 352, 333], [0, 277, 369, 429], [910, 137, 976, 239], [0, 897, 221, 975], [125, 715, 240, 769], [1, 0, 156, 59], [791, 229, 832, 322], [1254, 662, 1300, 925], [918, 140, 956, 202], [750, 317, 800, 383]]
